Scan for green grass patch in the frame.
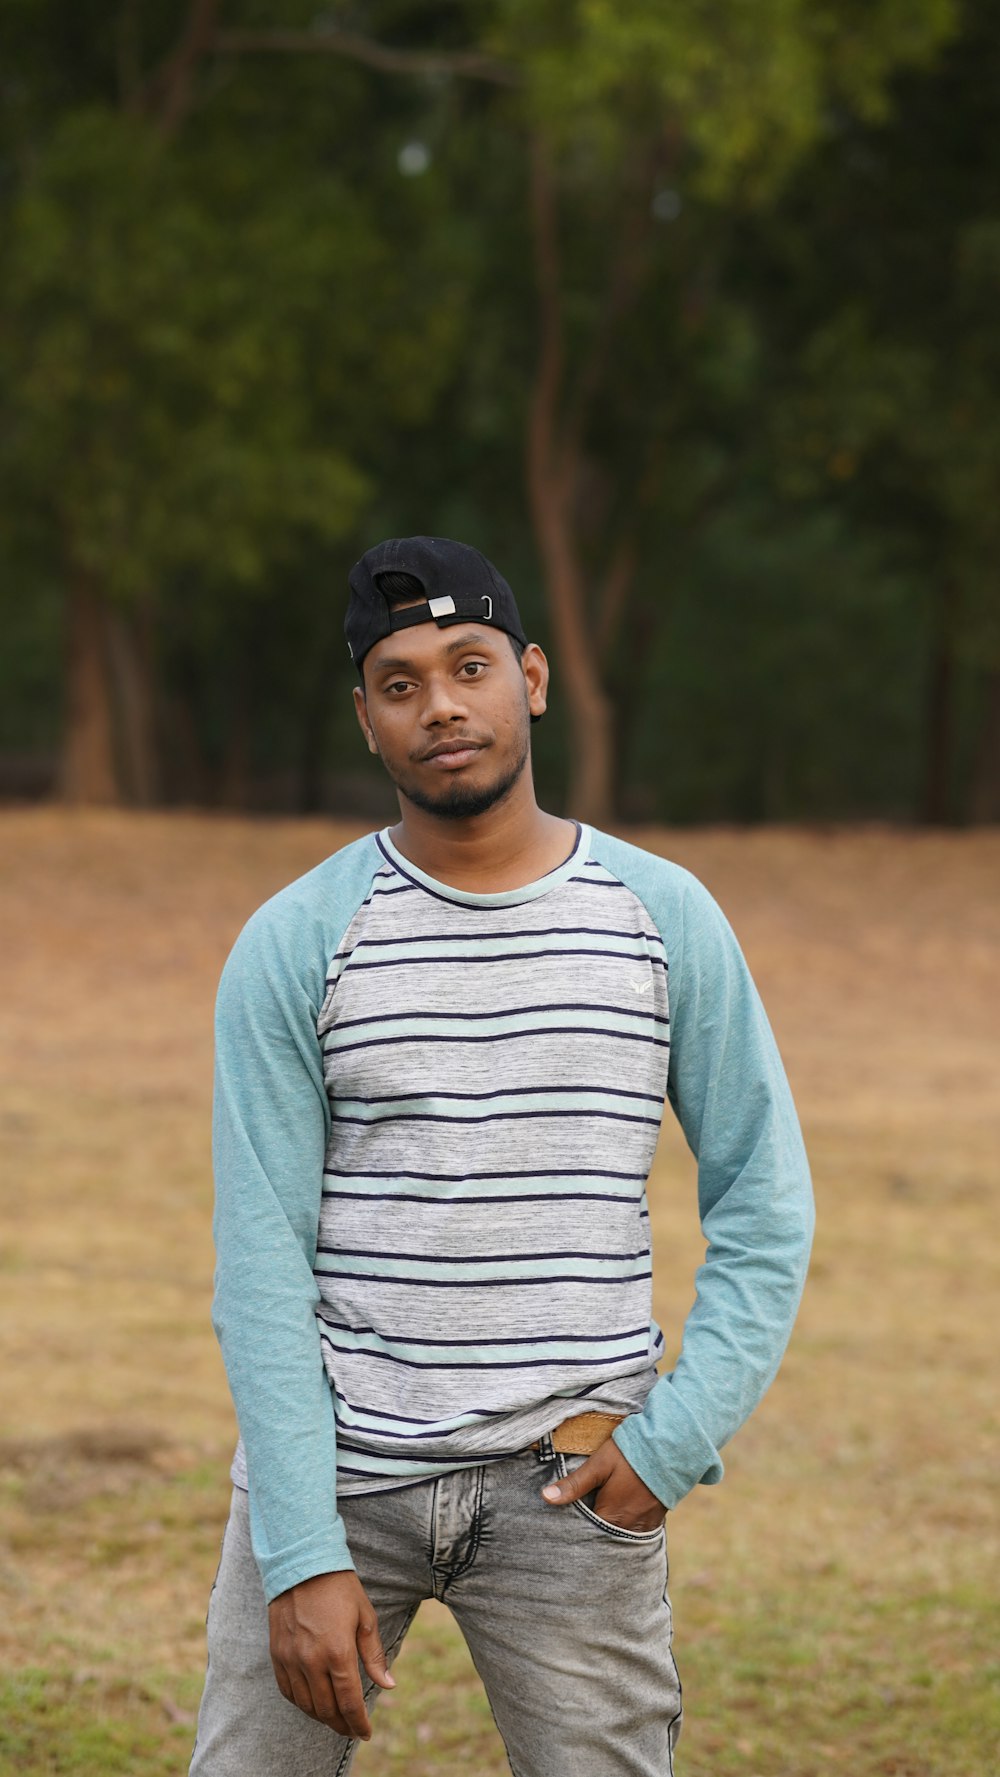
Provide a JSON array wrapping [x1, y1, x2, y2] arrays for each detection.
[[0, 1669, 201, 1777]]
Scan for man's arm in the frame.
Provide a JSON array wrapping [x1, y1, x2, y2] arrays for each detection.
[[541, 857, 813, 1527], [211, 907, 351, 1599], [606, 865, 815, 1510], [212, 901, 397, 1734]]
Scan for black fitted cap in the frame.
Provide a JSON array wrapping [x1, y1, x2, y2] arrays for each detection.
[[346, 535, 528, 669]]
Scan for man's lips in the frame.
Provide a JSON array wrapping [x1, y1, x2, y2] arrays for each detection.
[[419, 739, 486, 769]]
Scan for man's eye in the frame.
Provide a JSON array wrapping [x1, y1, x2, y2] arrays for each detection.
[[386, 680, 411, 694], [461, 662, 487, 677]]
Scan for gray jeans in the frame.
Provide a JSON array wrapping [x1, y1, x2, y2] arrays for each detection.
[[189, 1432, 682, 1776]]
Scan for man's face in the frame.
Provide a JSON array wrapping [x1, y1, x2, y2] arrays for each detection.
[[353, 620, 548, 819]]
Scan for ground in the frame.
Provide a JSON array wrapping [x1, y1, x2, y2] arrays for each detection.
[[0, 809, 997, 1776]]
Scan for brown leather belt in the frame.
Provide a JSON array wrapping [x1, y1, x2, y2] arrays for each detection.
[[530, 1411, 626, 1455]]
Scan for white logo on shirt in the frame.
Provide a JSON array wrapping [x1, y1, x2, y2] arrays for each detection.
[[632, 979, 653, 994]]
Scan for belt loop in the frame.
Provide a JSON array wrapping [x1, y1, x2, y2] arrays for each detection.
[[536, 1430, 554, 1462]]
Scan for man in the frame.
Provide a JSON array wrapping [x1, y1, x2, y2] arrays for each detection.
[[190, 535, 814, 1776]]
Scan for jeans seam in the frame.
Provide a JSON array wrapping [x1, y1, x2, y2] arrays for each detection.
[[334, 1734, 357, 1777], [434, 1464, 486, 1594], [333, 1602, 422, 1777]]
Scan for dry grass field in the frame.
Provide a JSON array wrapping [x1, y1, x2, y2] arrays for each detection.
[[1, 809, 998, 1776]]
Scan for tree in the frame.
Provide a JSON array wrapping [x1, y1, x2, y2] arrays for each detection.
[[0, 2, 469, 803], [0, 1, 971, 818], [204, 0, 958, 820], [750, 5, 1000, 819]]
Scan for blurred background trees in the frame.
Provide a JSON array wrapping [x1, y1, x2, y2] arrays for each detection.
[[1, 0, 996, 823]]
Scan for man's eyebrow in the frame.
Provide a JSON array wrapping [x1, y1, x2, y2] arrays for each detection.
[[442, 629, 497, 656], [371, 630, 498, 675]]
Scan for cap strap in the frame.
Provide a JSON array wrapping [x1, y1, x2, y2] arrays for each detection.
[[387, 590, 497, 632]]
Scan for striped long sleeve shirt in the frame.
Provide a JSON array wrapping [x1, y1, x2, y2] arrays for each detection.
[[211, 823, 814, 1603]]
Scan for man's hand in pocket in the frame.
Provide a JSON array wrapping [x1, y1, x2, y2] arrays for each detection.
[[541, 1440, 666, 1532]]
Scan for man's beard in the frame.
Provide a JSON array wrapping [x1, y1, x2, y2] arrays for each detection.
[[402, 741, 528, 819], [382, 718, 531, 821]]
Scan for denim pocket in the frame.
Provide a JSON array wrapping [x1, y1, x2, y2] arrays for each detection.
[[556, 1453, 666, 1544]]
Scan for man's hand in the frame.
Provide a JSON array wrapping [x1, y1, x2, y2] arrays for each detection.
[[268, 1569, 395, 1740], [541, 1439, 666, 1532]]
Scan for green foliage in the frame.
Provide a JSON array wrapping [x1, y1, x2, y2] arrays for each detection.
[[4, 106, 364, 601], [490, 0, 957, 195], [629, 503, 927, 821], [754, 9, 1000, 697], [0, 0, 994, 817]]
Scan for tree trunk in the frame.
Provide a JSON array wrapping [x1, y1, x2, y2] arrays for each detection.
[[219, 651, 252, 810], [528, 472, 616, 824], [609, 598, 660, 820], [297, 628, 342, 815], [106, 602, 159, 805], [969, 665, 1000, 823], [526, 132, 615, 827], [161, 682, 209, 806], [58, 569, 121, 805], [921, 579, 957, 823]]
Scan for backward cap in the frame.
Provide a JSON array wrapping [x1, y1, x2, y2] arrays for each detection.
[[345, 534, 527, 666]]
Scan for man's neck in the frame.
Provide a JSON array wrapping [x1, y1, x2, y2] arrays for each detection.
[[387, 782, 577, 893]]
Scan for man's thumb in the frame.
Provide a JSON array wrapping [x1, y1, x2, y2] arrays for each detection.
[[357, 1611, 396, 1688], [541, 1455, 599, 1505]]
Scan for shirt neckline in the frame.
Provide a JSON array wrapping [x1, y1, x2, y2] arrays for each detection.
[[376, 822, 591, 908]]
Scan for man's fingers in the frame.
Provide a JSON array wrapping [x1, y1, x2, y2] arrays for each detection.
[[267, 1572, 387, 1740], [541, 1445, 612, 1504], [271, 1650, 372, 1740], [326, 1656, 372, 1741], [303, 1665, 366, 1739], [357, 1608, 396, 1690], [271, 1656, 295, 1708], [287, 1664, 322, 1721]]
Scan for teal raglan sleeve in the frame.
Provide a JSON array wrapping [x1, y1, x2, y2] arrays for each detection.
[[210, 850, 374, 1603], [606, 851, 815, 1510]]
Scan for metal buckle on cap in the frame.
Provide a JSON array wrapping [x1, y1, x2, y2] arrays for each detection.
[[428, 595, 456, 618]]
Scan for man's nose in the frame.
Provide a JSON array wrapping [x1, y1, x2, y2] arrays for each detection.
[[419, 673, 469, 725]]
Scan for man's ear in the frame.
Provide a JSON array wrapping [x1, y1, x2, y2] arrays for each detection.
[[522, 643, 549, 719], [352, 685, 379, 756]]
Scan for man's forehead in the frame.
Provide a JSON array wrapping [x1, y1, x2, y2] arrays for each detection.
[[366, 625, 500, 673]]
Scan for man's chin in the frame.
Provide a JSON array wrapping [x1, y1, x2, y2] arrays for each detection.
[[398, 755, 527, 821], [402, 780, 513, 821]]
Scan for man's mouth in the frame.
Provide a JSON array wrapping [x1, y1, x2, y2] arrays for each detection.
[[420, 739, 486, 770]]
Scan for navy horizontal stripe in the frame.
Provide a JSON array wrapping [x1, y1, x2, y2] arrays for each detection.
[[335, 1457, 519, 1479], [327, 1027, 670, 1056], [336, 1462, 469, 1479], [318, 1316, 650, 1347], [328, 1002, 668, 1033], [361, 882, 418, 906], [335, 924, 665, 958], [315, 1268, 653, 1288], [316, 1244, 649, 1263], [334, 1390, 512, 1427], [335, 1437, 530, 1465], [329, 1084, 663, 1107], [323, 1164, 647, 1182], [333, 1379, 612, 1430], [329, 1107, 662, 1128], [320, 1333, 648, 1372], [322, 1188, 639, 1205], [329, 947, 668, 977]]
